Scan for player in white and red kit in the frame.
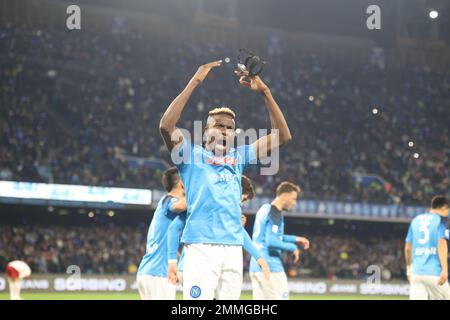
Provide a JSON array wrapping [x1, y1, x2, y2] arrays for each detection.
[[6, 260, 32, 300]]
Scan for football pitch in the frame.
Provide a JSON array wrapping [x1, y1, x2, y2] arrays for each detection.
[[0, 292, 407, 300]]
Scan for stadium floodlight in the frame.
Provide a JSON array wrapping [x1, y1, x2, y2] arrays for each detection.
[[429, 10, 438, 19]]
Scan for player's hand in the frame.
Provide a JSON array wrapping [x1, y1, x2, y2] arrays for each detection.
[[437, 271, 448, 286], [190, 60, 223, 85], [234, 70, 269, 93], [257, 257, 271, 281], [168, 262, 178, 285], [292, 249, 301, 264], [406, 265, 412, 283], [296, 236, 310, 250]]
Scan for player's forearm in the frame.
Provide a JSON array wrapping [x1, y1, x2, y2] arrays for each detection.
[[159, 81, 197, 134], [438, 240, 448, 273], [243, 229, 262, 260], [266, 234, 297, 252], [261, 89, 292, 144], [167, 223, 183, 260], [167, 235, 180, 261], [282, 235, 297, 243], [404, 246, 412, 266]]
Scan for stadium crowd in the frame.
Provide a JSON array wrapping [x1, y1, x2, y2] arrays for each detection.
[[0, 223, 406, 280], [1, 22, 449, 205]]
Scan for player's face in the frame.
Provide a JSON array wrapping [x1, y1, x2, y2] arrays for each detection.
[[241, 214, 247, 226], [241, 194, 248, 208], [441, 205, 449, 217], [282, 191, 298, 211], [178, 179, 185, 195], [204, 114, 236, 155]]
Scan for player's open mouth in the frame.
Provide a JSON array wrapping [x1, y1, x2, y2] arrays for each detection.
[[213, 136, 227, 148]]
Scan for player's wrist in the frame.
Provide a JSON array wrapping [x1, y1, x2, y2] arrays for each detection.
[[260, 87, 271, 97], [168, 259, 178, 265]]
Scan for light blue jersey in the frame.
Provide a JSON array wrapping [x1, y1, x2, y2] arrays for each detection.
[[175, 140, 256, 245], [137, 195, 181, 277], [405, 213, 449, 277], [249, 203, 298, 273]]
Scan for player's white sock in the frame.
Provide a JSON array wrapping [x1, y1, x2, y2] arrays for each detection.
[[8, 280, 22, 300]]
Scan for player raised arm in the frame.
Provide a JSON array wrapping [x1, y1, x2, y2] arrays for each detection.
[[235, 70, 292, 159], [160, 60, 223, 151]]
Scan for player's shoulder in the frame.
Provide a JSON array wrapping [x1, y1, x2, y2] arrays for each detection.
[[257, 203, 272, 213], [412, 212, 431, 222], [255, 203, 272, 218]]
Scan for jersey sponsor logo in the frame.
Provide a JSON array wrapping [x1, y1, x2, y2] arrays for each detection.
[[206, 156, 237, 166], [272, 225, 279, 233], [190, 285, 201, 298], [415, 247, 437, 256]]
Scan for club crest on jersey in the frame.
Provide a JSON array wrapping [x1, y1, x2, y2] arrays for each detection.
[[208, 172, 238, 184], [190, 285, 201, 298]]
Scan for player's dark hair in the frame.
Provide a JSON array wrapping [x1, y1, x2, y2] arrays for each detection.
[[241, 175, 255, 200], [161, 167, 180, 192], [431, 195, 449, 209], [276, 181, 302, 197]]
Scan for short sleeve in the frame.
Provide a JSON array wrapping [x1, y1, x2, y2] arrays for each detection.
[[167, 197, 179, 214], [438, 223, 449, 240], [171, 138, 193, 168], [236, 144, 257, 170], [405, 225, 413, 243]]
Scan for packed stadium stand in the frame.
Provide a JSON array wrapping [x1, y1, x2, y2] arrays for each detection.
[[1, 22, 449, 205]]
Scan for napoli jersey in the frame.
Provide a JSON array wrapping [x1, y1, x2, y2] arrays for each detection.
[[137, 195, 180, 277], [174, 139, 256, 245], [249, 203, 297, 273], [405, 213, 450, 277]]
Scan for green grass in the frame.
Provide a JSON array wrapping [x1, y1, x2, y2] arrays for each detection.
[[0, 292, 408, 300]]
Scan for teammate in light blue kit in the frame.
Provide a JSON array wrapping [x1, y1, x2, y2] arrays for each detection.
[[160, 60, 291, 299], [405, 195, 450, 300], [167, 175, 270, 289], [136, 167, 186, 300], [249, 181, 310, 300]]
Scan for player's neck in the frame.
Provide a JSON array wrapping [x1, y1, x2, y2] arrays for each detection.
[[168, 189, 184, 199], [271, 199, 284, 212], [429, 209, 446, 217]]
